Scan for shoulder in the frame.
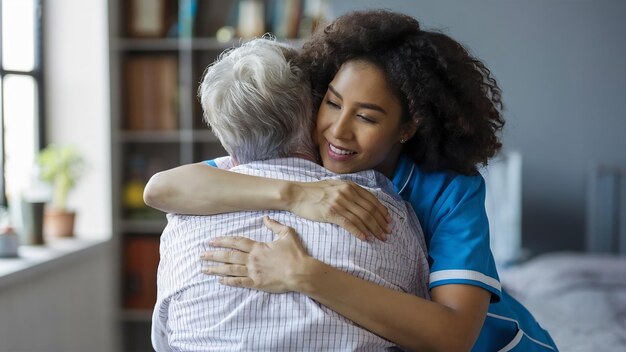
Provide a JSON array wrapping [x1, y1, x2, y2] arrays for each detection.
[[234, 157, 328, 182], [411, 160, 485, 202], [432, 170, 486, 212], [393, 155, 485, 230]]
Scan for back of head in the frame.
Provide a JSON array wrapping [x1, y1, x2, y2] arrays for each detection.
[[299, 10, 504, 175], [199, 37, 315, 164]]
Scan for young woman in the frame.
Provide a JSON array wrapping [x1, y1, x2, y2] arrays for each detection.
[[144, 10, 557, 352]]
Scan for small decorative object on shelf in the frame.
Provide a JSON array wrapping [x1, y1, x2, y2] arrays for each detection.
[[36, 144, 85, 238], [0, 209, 19, 258], [0, 226, 19, 258], [122, 154, 163, 220], [19, 199, 45, 245]]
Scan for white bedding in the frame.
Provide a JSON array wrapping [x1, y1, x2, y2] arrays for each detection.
[[500, 252, 626, 352]]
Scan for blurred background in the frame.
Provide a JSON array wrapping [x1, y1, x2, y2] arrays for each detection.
[[0, 0, 625, 351]]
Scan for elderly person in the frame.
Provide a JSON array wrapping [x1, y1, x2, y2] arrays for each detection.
[[149, 38, 429, 351]]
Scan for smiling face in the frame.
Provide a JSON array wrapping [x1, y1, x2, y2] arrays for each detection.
[[316, 60, 415, 177]]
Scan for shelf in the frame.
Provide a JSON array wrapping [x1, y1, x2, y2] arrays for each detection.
[[183, 37, 236, 51], [116, 38, 180, 51], [116, 37, 237, 52], [120, 130, 220, 143], [116, 37, 303, 52], [0, 238, 110, 288], [111, 2, 315, 349]]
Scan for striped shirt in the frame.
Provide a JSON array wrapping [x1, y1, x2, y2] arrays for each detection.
[[152, 158, 430, 351]]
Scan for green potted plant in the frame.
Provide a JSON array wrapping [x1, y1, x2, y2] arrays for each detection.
[[37, 144, 85, 237]]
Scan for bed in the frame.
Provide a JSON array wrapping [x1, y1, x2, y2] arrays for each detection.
[[500, 252, 626, 351], [493, 164, 626, 351]]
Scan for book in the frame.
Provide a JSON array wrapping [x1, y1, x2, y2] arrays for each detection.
[[123, 236, 161, 309], [237, 0, 265, 38], [123, 55, 178, 131], [178, 0, 197, 38], [126, 0, 173, 38], [271, 0, 302, 39]]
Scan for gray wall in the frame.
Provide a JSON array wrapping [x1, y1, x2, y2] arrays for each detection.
[[331, 0, 626, 254]]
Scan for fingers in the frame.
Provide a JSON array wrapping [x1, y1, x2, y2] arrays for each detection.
[[335, 199, 387, 240], [218, 277, 255, 288], [334, 214, 370, 242], [202, 266, 257, 289], [262, 216, 283, 232], [327, 181, 392, 240], [333, 210, 375, 242], [209, 236, 257, 252], [201, 250, 248, 264], [262, 216, 294, 239], [347, 181, 391, 221], [203, 264, 248, 277], [345, 182, 392, 234]]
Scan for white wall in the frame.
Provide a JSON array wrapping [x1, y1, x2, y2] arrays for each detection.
[[44, 0, 111, 239]]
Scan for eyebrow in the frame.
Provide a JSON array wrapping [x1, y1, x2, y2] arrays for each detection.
[[328, 85, 388, 114]]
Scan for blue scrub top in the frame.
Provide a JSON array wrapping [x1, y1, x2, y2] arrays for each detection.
[[391, 154, 558, 351]]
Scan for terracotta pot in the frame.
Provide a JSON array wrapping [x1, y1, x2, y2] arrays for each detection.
[[44, 209, 76, 238]]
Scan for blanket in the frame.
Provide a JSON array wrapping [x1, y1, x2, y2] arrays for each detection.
[[500, 252, 626, 352]]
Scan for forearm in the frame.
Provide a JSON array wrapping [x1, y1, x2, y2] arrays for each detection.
[[143, 162, 293, 215], [295, 258, 487, 352]]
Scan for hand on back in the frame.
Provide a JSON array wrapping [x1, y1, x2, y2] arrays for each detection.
[[288, 179, 392, 241]]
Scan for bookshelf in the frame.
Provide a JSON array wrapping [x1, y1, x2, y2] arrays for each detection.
[[108, 0, 327, 349]]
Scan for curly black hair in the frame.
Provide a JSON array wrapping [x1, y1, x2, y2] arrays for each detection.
[[297, 9, 504, 175]]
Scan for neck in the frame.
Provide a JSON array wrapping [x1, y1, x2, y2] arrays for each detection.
[[375, 144, 402, 178]]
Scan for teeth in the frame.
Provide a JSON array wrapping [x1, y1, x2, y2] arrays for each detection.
[[329, 144, 355, 155]]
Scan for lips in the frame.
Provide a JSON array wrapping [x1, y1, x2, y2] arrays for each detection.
[[326, 142, 357, 161], [329, 143, 355, 155]]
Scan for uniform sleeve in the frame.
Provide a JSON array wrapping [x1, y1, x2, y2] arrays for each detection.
[[204, 156, 232, 169], [427, 175, 502, 302]]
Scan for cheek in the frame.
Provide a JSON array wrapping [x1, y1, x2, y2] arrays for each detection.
[[315, 111, 331, 136], [360, 130, 398, 158]]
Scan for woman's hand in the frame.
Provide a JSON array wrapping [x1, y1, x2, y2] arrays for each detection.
[[201, 217, 312, 293], [286, 179, 391, 241]]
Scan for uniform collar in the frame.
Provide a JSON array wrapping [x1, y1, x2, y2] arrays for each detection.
[[391, 154, 415, 196]]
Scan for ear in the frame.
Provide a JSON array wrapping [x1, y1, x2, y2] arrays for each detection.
[[399, 120, 418, 143]]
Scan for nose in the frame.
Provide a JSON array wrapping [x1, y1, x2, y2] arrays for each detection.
[[329, 111, 353, 140]]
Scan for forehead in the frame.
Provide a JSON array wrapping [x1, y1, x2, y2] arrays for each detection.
[[330, 60, 401, 111]]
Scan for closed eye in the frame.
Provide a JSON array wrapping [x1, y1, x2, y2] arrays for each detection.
[[357, 114, 376, 124], [325, 99, 341, 109]]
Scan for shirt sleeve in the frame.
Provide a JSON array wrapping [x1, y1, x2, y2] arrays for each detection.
[[427, 175, 502, 302], [151, 215, 178, 352]]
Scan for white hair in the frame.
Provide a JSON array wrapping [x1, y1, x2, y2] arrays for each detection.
[[198, 37, 315, 164]]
